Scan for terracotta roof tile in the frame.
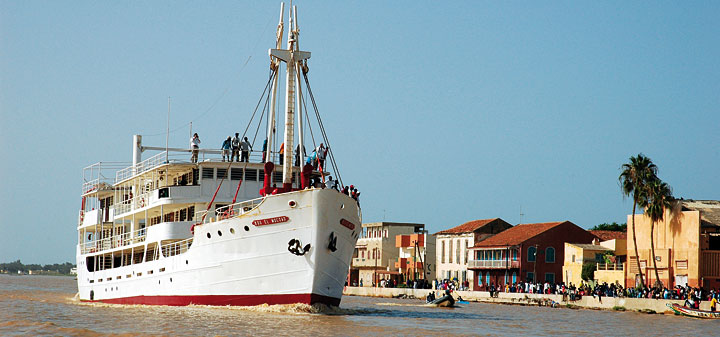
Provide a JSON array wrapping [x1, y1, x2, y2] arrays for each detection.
[[472, 221, 567, 247], [435, 218, 499, 235], [590, 230, 627, 241]]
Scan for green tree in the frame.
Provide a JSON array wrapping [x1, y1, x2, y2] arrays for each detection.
[[645, 178, 673, 288], [619, 153, 657, 287], [591, 222, 627, 232], [581, 263, 597, 281]]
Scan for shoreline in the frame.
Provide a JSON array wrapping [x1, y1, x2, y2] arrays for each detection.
[[343, 286, 709, 314]]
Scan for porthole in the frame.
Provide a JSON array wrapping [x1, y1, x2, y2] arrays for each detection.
[[244, 226, 249, 231], [218, 230, 222, 236], [230, 228, 235, 234], [289, 200, 297, 207], [341, 204, 345, 209], [207, 233, 211, 239], [185, 260, 189, 265], [158, 280, 161, 284], [170, 278, 173, 282]]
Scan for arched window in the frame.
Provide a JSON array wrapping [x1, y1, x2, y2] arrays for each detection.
[[527, 246, 537, 262], [545, 247, 555, 263], [485, 273, 490, 285], [478, 271, 483, 286], [512, 272, 517, 284]]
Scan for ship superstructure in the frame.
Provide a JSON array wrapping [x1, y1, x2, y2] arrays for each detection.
[[76, 3, 361, 306]]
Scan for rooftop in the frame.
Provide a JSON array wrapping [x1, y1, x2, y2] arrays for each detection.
[[435, 218, 501, 235], [568, 243, 612, 251], [679, 200, 720, 227], [362, 222, 424, 228], [590, 230, 627, 241], [472, 221, 568, 247]]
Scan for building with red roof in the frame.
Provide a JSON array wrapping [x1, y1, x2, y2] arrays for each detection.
[[435, 218, 512, 287], [468, 221, 597, 290]]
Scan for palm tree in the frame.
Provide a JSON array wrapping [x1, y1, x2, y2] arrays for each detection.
[[619, 154, 657, 288], [645, 179, 673, 288]]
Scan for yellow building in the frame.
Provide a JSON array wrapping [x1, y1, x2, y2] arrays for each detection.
[[563, 241, 613, 286], [626, 200, 720, 289]]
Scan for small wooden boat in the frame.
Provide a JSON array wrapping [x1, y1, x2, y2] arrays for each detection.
[[667, 303, 720, 319]]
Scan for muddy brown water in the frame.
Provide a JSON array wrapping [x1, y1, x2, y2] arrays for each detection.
[[0, 275, 715, 336]]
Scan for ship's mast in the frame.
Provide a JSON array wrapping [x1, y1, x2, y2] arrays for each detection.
[[267, 3, 285, 165], [270, 3, 310, 190]]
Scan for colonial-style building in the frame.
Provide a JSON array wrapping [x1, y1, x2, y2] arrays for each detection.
[[395, 232, 436, 282], [626, 200, 720, 289], [349, 222, 425, 287], [435, 218, 512, 285], [468, 221, 597, 290]]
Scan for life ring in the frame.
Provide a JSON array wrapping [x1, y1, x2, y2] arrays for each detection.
[[139, 198, 145, 208]]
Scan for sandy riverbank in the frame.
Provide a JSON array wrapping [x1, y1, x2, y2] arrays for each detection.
[[343, 286, 711, 314]]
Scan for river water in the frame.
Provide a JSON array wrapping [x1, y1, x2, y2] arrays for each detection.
[[0, 275, 715, 336]]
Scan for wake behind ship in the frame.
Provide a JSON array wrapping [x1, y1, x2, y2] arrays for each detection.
[[76, 3, 361, 307]]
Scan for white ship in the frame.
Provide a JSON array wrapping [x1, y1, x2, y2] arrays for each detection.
[[76, 3, 361, 306]]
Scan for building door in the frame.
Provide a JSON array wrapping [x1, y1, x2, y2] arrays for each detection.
[[675, 275, 688, 287]]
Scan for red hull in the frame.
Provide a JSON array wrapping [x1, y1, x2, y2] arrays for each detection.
[[86, 293, 341, 307]]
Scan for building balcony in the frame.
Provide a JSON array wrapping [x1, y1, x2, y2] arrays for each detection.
[[396, 234, 425, 248], [395, 258, 423, 270], [467, 259, 520, 269]]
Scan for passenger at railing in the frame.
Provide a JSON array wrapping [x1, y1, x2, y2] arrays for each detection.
[[316, 143, 328, 169], [221, 136, 232, 162], [241, 137, 253, 162], [306, 149, 317, 168], [294, 144, 305, 166], [278, 142, 285, 165], [342, 186, 349, 196], [190, 133, 201, 163], [326, 176, 339, 191], [231, 133, 241, 162]]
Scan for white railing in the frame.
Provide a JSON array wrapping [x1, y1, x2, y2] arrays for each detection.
[[596, 262, 624, 271], [467, 259, 520, 269], [80, 227, 147, 254], [116, 151, 168, 183], [194, 196, 264, 224], [161, 238, 193, 258]]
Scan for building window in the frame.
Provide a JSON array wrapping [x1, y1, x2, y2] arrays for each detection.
[[512, 272, 517, 284], [527, 272, 535, 282], [545, 273, 555, 284], [449, 240, 454, 264], [485, 273, 490, 285], [478, 271, 483, 286], [545, 247, 555, 263], [527, 246, 537, 262], [572, 254, 576, 263], [504, 271, 508, 284], [512, 249, 518, 261], [456, 239, 461, 265], [441, 241, 446, 264]]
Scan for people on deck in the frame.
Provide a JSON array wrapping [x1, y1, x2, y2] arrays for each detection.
[[278, 142, 285, 165], [327, 176, 339, 191], [221, 136, 232, 162], [231, 133, 241, 162], [316, 143, 328, 169], [190, 133, 201, 163], [240, 137, 252, 162]]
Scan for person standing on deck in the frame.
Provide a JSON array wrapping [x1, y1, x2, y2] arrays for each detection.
[[240, 137, 252, 162], [278, 142, 285, 165], [221, 136, 232, 162], [316, 143, 328, 169], [190, 133, 201, 163], [231, 133, 241, 162]]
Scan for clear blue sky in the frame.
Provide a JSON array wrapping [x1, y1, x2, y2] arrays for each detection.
[[1, 1, 718, 264]]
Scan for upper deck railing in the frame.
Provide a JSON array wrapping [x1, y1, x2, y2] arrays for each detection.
[[80, 227, 147, 254], [467, 259, 520, 269], [194, 196, 265, 224]]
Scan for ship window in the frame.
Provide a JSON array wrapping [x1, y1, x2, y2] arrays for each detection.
[[116, 276, 121, 280], [244, 226, 249, 231], [207, 233, 211, 239], [137, 272, 142, 277], [258, 169, 264, 182], [98, 279, 102, 282], [106, 278, 112, 281], [202, 168, 214, 179], [90, 280, 94, 284], [245, 169, 258, 181], [217, 168, 228, 179], [126, 274, 131, 278], [230, 228, 235, 234], [148, 270, 154, 275], [231, 168, 243, 180], [159, 268, 165, 272], [218, 230, 222, 236]]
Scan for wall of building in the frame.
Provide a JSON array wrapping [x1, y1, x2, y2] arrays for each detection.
[[626, 210, 701, 288], [436, 233, 473, 283], [352, 222, 424, 287]]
